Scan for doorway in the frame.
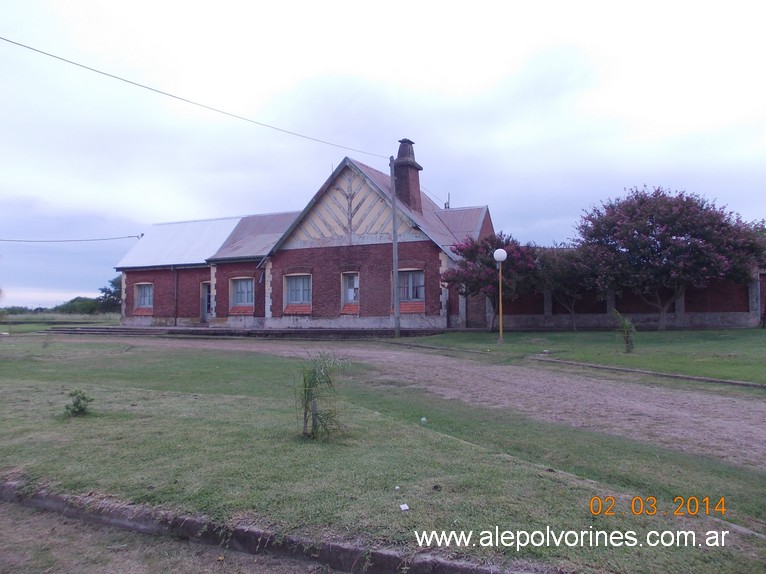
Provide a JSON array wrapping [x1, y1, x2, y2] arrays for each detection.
[[201, 282, 212, 323]]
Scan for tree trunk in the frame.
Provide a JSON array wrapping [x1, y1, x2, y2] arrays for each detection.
[[553, 292, 579, 331], [488, 295, 499, 332], [569, 309, 578, 331], [658, 306, 668, 330], [650, 286, 685, 331]]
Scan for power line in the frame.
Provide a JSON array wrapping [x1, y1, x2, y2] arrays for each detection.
[[0, 35, 388, 160], [421, 185, 446, 206], [0, 235, 142, 243]]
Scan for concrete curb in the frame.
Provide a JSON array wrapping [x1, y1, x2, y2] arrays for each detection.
[[1, 480, 527, 574], [529, 356, 766, 389]]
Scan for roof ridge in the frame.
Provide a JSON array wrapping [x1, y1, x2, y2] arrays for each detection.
[[436, 205, 489, 212], [347, 156, 388, 176], [153, 209, 303, 227], [152, 215, 243, 226]]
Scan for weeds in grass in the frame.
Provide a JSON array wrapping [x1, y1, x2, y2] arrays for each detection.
[[64, 389, 94, 417]]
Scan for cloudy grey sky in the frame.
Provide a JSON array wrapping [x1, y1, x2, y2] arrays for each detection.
[[1, 0, 764, 308]]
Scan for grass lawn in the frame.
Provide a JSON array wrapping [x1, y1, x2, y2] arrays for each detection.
[[415, 329, 766, 384], [0, 313, 119, 334], [1, 332, 764, 573]]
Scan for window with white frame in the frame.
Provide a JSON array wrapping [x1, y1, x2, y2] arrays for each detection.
[[286, 274, 311, 305], [398, 270, 424, 302], [136, 283, 154, 308], [342, 273, 359, 305], [231, 278, 254, 306]]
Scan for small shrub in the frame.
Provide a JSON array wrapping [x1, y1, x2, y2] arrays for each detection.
[[64, 389, 93, 417], [613, 309, 636, 353], [296, 353, 347, 441]]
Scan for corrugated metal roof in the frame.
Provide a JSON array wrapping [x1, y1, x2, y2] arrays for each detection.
[[208, 211, 300, 261], [115, 216, 241, 269], [435, 206, 489, 243]]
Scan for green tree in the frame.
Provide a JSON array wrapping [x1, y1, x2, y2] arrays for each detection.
[[52, 297, 100, 315], [577, 186, 766, 330], [97, 275, 122, 313], [3, 306, 35, 315]]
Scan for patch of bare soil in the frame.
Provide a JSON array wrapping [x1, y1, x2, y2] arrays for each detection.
[[95, 335, 766, 470], [0, 501, 334, 574]]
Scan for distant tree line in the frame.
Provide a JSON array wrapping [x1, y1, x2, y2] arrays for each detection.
[[1, 276, 121, 315]]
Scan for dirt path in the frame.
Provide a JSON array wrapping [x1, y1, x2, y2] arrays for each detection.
[[72, 335, 766, 471]]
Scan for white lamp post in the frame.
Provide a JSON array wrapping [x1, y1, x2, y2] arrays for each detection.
[[493, 248, 508, 343]]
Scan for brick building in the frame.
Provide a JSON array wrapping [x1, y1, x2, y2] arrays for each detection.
[[116, 139, 762, 331], [116, 139, 495, 329]]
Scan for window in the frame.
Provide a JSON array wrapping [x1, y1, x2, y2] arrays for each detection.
[[398, 270, 424, 302], [342, 273, 359, 305], [231, 278, 254, 306], [136, 283, 153, 308], [286, 275, 311, 304]]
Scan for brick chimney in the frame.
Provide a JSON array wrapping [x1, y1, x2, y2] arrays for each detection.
[[393, 138, 423, 214]]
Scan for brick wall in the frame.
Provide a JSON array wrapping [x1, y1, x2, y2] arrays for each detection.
[[505, 291, 545, 315], [498, 276, 761, 330], [465, 291, 488, 328], [762, 273, 766, 324], [123, 267, 211, 324], [124, 269, 172, 317], [685, 280, 749, 312], [214, 262, 265, 317], [551, 290, 606, 314], [177, 268, 211, 318], [269, 241, 442, 319], [615, 290, 670, 313]]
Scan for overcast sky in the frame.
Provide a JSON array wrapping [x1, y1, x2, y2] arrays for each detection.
[[1, 1, 764, 308]]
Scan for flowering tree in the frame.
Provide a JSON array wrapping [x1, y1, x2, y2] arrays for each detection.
[[442, 232, 537, 330], [577, 186, 766, 329]]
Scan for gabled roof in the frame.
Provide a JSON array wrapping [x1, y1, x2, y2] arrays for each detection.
[[434, 205, 492, 244], [352, 158, 491, 258], [207, 211, 300, 262], [116, 154, 492, 270], [115, 216, 241, 269], [266, 156, 491, 261], [115, 211, 299, 270]]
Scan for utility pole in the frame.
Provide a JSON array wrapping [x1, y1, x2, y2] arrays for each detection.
[[389, 156, 400, 338], [493, 248, 508, 343]]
